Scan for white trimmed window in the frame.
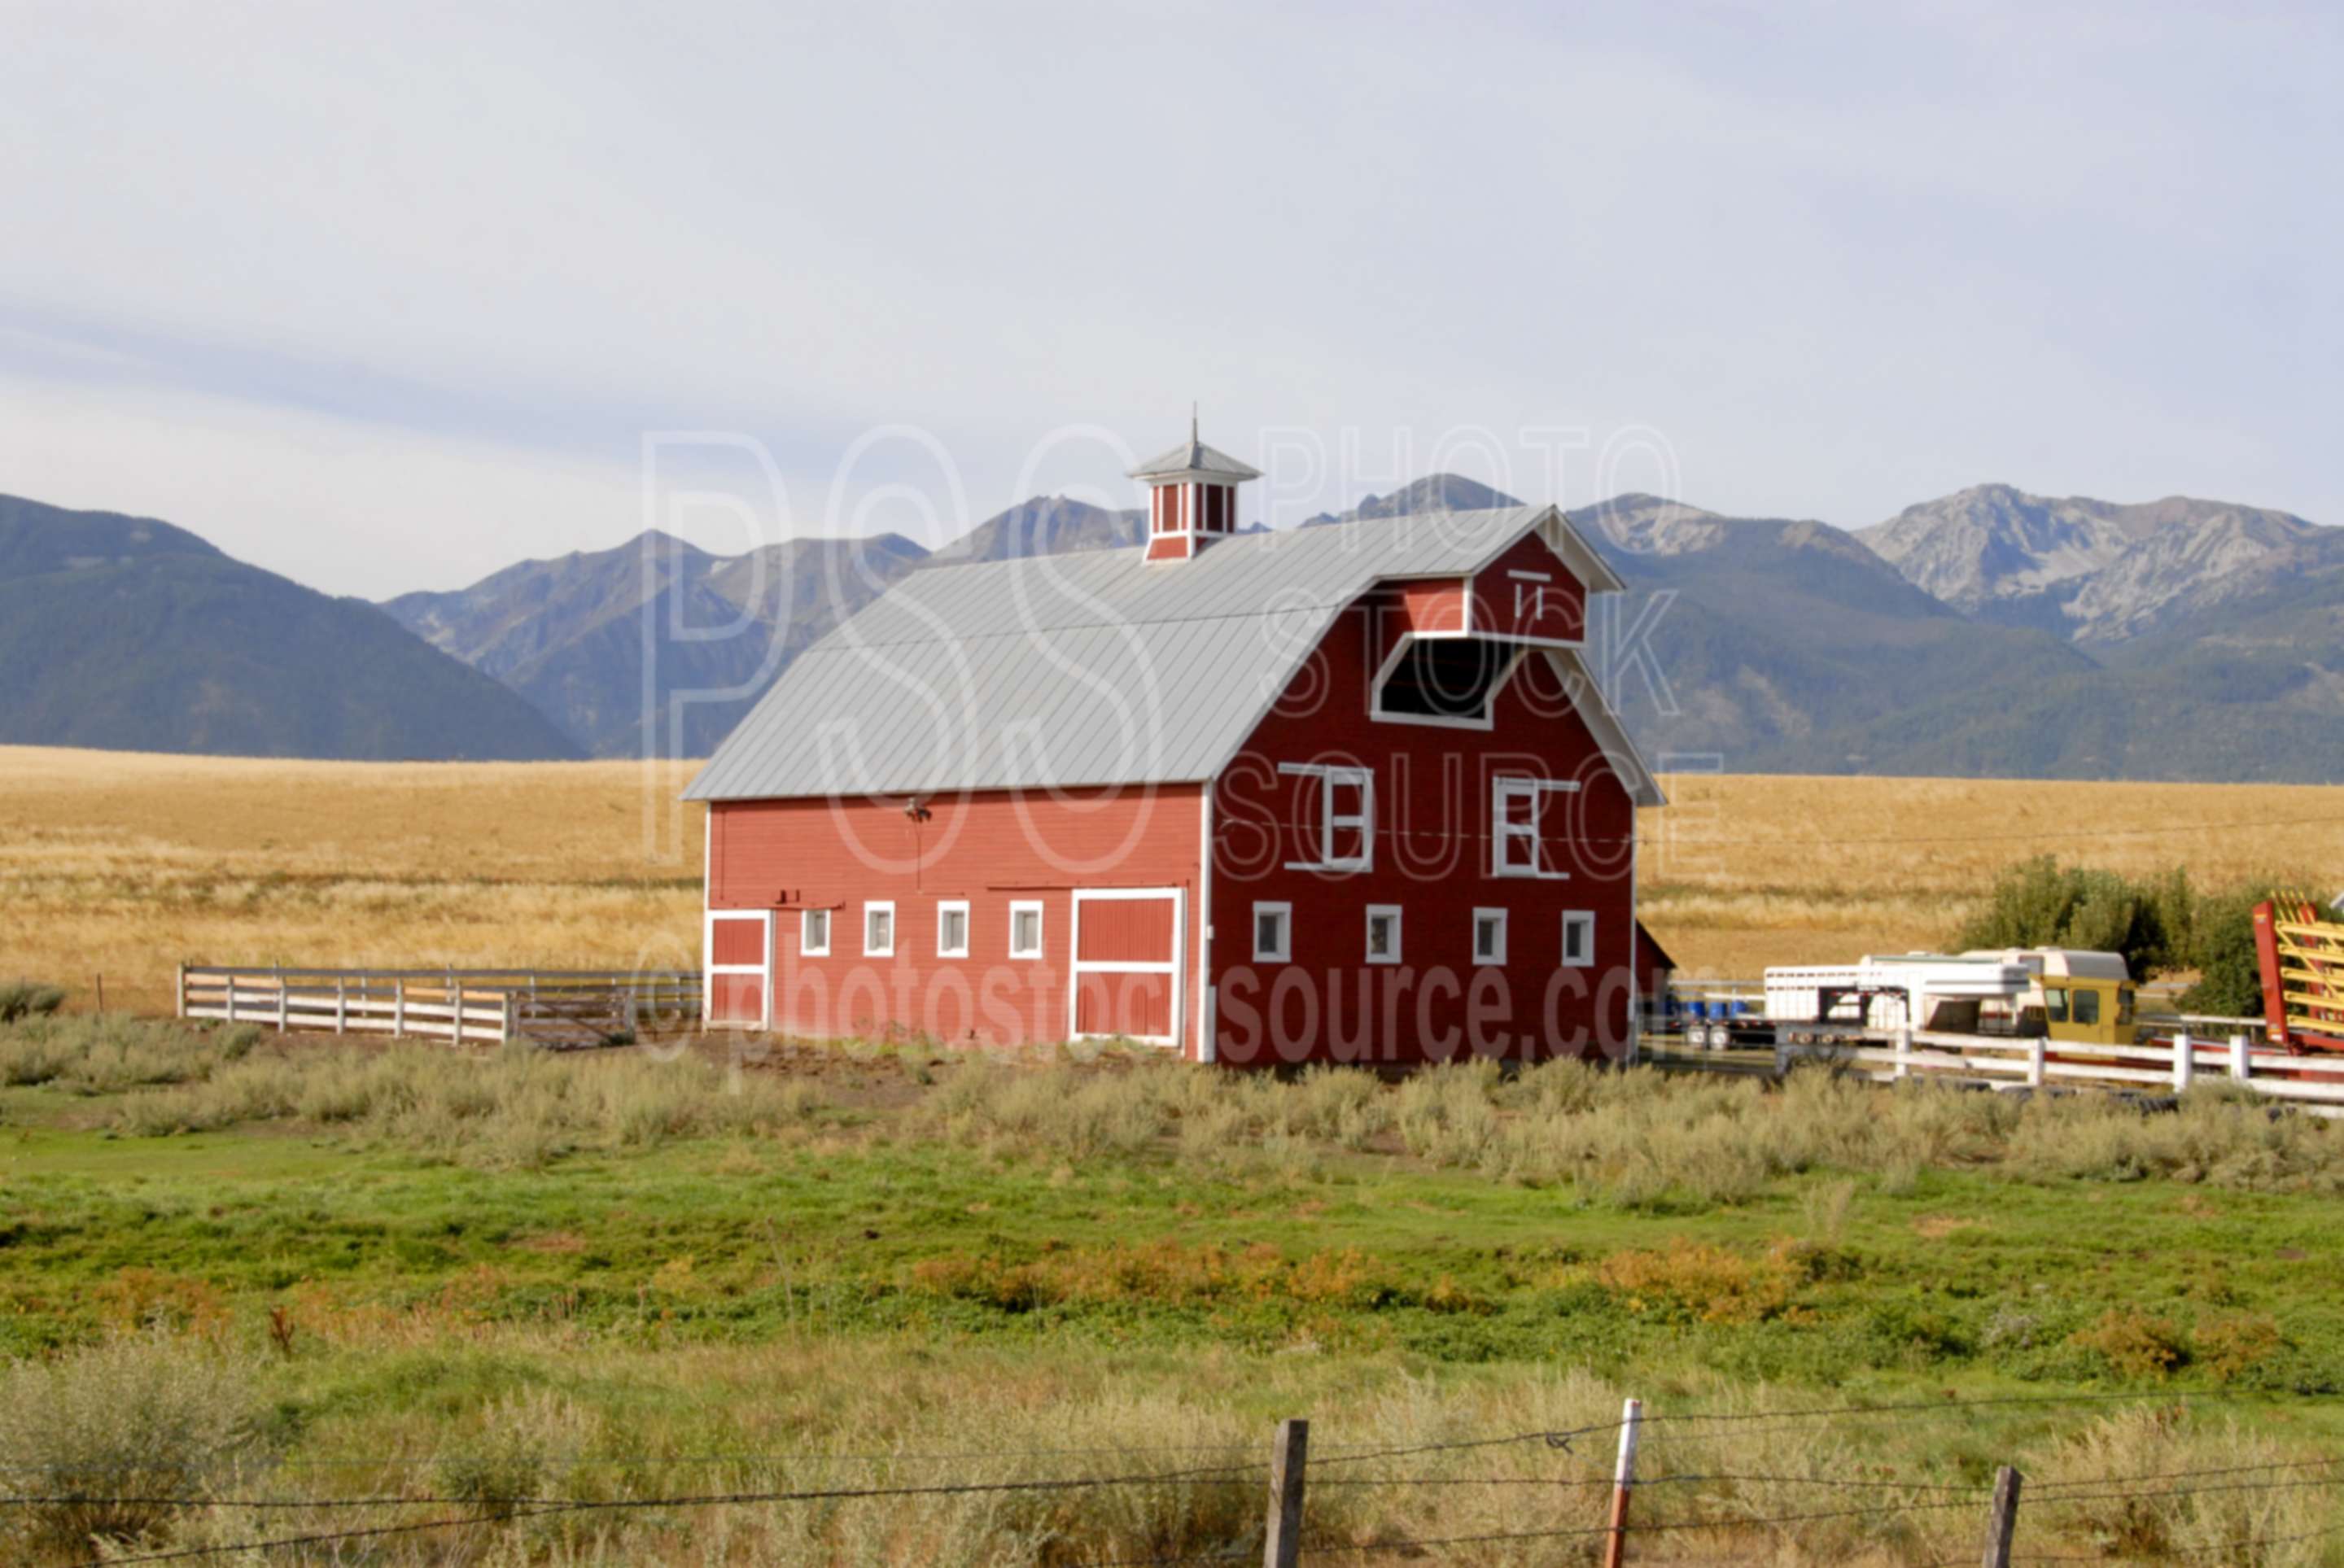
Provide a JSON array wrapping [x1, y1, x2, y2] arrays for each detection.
[[800, 907, 831, 957], [1279, 762, 1373, 872], [1253, 901, 1292, 963], [1365, 905, 1402, 964], [1008, 900, 1044, 960], [936, 900, 969, 959], [1473, 908, 1508, 966], [864, 900, 894, 957], [1492, 777, 1579, 879], [1562, 910, 1596, 967]]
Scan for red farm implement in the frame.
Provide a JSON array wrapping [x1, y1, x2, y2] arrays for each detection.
[[2254, 897, 2344, 1053]]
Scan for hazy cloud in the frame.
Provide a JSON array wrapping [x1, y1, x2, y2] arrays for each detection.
[[2, 0, 2337, 594]]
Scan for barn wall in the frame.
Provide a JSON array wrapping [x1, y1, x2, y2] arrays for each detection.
[[1469, 531, 1587, 641], [1210, 571, 1638, 1069], [706, 784, 1205, 1053]]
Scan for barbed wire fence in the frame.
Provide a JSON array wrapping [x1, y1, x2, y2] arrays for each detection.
[[7, 1391, 2341, 1566]]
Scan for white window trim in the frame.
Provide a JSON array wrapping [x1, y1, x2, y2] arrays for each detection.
[[1369, 633, 1532, 731], [1008, 898, 1044, 960], [935, 899, 970, 959], [1492, 776, 1580, 880], [1278, 762, 1373, 872], [1473, 906, 1509, 967], [703, 910, 773, 1031], [1066, 886, 1186, 1049], [1562, 910, 1596, 968], [1253, 901, 1292, 963], [799, 906, 831, 957], [1365, 904, 1402, 966], [863, 899, 895, 958]]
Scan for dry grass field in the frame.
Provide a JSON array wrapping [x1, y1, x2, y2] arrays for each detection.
[[0, 747, 702, 1015], [1642, 770, 2344, 977], [6, 745, 2344, 1010]]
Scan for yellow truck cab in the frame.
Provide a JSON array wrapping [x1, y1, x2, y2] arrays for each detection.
[[1965, 949, 2138, 1046]]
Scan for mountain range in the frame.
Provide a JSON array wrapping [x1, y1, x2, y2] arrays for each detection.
[[11, 477, 2339, 780], [0, 494, 579, 760]]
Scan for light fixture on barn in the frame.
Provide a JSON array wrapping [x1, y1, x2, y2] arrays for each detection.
[[903, 796, 932, 889]]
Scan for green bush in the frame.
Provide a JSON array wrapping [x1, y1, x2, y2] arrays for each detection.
[[2180, 883, 2283, 1018], [1953, 856, 2185, 979], [0, 980, 66, 1024]]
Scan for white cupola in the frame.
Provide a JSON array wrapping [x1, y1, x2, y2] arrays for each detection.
[[1129, 409, 1261, 562]]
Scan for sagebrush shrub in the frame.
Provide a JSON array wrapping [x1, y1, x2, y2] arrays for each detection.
[[0, 1332, 266, 1554], [0, 980, 66, 1024]]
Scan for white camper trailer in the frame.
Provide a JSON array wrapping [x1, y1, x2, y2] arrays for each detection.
[[1763, 954, 2034, 1038]]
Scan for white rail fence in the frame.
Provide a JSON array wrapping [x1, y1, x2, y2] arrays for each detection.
[[1760, 1023, 2344, 1112], [177, 967, 701, 1048]]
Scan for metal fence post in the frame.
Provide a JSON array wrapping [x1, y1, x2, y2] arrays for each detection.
[[1262, 1418, 1309, 1568], [1603, 1396, 1642, 1568], [2172, 1029, 2194, 1094], [1982, 1465, 2023, 1568]]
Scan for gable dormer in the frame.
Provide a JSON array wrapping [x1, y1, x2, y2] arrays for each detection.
[[1130, 413, 1261, 562]]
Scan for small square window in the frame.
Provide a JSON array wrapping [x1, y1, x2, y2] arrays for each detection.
[[801, 907, 830, 957], [864, 901, 894, 957], [1253, 902, 1292, 963], [1365, 905, 1402, 964], [1009, 900, 1043, 959], [1562, 910, 1595, 967], [1474, 908, 1508, 966], [937, 900, 969, 959]]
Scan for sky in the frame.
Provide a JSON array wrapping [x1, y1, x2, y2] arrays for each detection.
[[2, 0, 2337, 598]]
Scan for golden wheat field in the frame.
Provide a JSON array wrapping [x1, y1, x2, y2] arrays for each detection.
[[6, 745, 2344, 1012]]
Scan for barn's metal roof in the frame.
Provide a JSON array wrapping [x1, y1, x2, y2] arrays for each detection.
[[1128, 416, 1262, 482], [684, 504, 1656, 802]]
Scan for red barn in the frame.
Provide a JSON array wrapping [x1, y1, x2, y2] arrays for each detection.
[[684, 423, 1665, 1067]]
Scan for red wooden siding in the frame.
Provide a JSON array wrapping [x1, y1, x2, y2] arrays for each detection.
[[1076, 897, 1176, 962], [707, 784, 1204, 1052], [1075, 972, 1172, 1039], [1387, 578, 1472, 635], [1468, 531, 1586, 642], [1212, 583, 1638, 1068], [709, 917, 765, 966], [709, 973, 764, 1027]]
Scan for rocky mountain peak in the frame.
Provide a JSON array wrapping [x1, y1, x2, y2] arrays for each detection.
[[1856, 483, 2327, 640]]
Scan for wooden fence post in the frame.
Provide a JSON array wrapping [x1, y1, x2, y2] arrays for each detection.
[[2229, 1032, 2251, 1083], [503, 992, 518, 1045], [278, 976, 290, 1033], [393, 978, 406, 1038], [175, 964, 186, 1021], [335, 978, 348, 1035], [95, 974, 104, 1015], [1602, 1396, 1642, 1568], [1893, 1023, 1913, 1081], [1981, 1465, 2023, 1568], [1262, 1417, 1308, 1568], [2026, 1036, 2046, 1089], [2172, 1029, 2194, 1094]]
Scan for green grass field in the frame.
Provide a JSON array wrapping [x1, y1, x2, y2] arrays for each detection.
[[7, 1015, 2344, 1562]]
